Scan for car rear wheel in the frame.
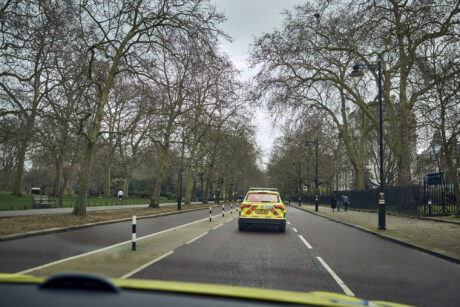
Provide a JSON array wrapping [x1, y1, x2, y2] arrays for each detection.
[[238, 224, 245, 231], [279, 224, 285, 232]]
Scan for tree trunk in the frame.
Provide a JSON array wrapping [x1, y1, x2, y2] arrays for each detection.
[[72, 45, 124, 216], [123, 176, 129, 197], [191, 180, 197, 202], [203, 179, 214, 204], [104, 161, 111, 198], [184, 162, 193, 205], [58, 175, 67, 207], [54, 153, 63, 197], [397, 112, 412, 185], [202, 177, 209, 204], [12, 104, 38, 196], [353, 162, 365, 190], [73, 140, 96, 216], [12, 137, 28, 196], [150, 147, 169, 208]]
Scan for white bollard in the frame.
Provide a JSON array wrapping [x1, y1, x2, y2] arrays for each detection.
[[222, 204, 225, 217], [209, 206, 212, 222], [132, 215, 136, 251]]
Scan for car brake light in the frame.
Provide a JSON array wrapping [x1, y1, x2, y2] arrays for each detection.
[[274, 205, 284, 210], [241, 203, 251, 208]]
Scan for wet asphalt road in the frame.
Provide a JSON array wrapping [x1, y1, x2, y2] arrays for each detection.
[[1, 206, 459, 306]]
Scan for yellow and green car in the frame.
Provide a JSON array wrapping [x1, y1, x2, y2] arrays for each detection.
[[238, 187, 286, 232]]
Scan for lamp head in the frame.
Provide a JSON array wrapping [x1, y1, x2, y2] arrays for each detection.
[[350, 64, 364, 78]]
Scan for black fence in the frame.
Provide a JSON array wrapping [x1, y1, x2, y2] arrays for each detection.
[[423, 176, 458, 216], [302, 195, 332, 205], [287, 181, 459, 216], [332, 185, 423, 215]]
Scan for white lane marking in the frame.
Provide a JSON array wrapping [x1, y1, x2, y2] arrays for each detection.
[[292, 227, 298, 233], [298, 235, 313, 249], [212, 224, 223, 230], [186, 232, 208, 244], [17, 211, 226, 275], [287, 221, 291, 225], [316, 256, 354, 297], [121, 251, 174, 279]]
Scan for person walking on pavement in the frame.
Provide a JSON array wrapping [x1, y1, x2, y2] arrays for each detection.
[[336, 197, 341, 212], [118, 190, 124, 200], [343, 195, 349, 211], [331, 193, 337, 212]]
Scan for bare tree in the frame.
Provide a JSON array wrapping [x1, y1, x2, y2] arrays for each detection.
[[71, 0, 223, 215], [418, 36, 460, 207], [251, 0, 459, 187], [0, 1, 73, 195]]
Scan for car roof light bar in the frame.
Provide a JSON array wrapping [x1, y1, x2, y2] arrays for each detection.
[[249, 187, 278, 191]]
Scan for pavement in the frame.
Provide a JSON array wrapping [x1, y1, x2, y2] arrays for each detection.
[[291, 203, 460, 263], [0, 201, 207, 217]]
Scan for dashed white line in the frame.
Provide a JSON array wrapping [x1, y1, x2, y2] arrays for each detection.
[[298, 235, 313, 249], [186, 231, 208, 244], [292, 227, 298, 233], [121, 251, 174, 279], [287, 221, 291, 225], [316, 256, 354, 297]]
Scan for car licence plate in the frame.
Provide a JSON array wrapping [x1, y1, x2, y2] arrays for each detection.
[[256, 209, 268, 214]]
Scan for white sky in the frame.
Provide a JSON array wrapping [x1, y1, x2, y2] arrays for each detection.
[[212, 0, 302, 168]]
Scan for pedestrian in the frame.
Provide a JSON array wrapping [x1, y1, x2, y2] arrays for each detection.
[[342, 195, 349, 211], [336, 197, 341, 212], [118, 190, 124, 200], [331, 194, 337, 212]]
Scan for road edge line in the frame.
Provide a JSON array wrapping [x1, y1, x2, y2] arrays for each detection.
[[121, 251, 174, 279], [186, 232, 208, 244]]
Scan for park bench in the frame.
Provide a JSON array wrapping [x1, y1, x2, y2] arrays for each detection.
[[32, 195, 57, 209]]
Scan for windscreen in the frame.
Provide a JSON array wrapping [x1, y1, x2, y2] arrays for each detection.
[[246, 193, 279, 203]]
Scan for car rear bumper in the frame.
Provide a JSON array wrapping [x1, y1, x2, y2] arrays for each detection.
[[238, 218, 286, 227]]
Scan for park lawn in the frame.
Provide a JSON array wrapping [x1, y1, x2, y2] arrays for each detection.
[[0, 190, 174, 211]]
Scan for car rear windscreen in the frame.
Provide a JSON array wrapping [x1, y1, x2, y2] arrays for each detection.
[[246, 193, 279, 203]]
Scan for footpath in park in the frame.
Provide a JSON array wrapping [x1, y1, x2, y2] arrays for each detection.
[[292, 204, 460, 263]]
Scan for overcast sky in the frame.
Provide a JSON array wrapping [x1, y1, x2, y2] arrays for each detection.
[[212, 0, 302, 168]]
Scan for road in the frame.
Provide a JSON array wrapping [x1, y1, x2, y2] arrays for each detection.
[[1, 206, 459, 307]]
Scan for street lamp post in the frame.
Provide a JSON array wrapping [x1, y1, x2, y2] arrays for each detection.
[[351, 55, 385, 230], [306, 137, 319, 212], [298, 162, 302, 207], [217, 187, 220, 206], [178, 168, 183, 211], [216, 179, 223, 206], [293, 162, 301, 206]]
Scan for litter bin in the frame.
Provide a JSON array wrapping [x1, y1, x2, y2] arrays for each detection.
[[31, 187, 40, 195]]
